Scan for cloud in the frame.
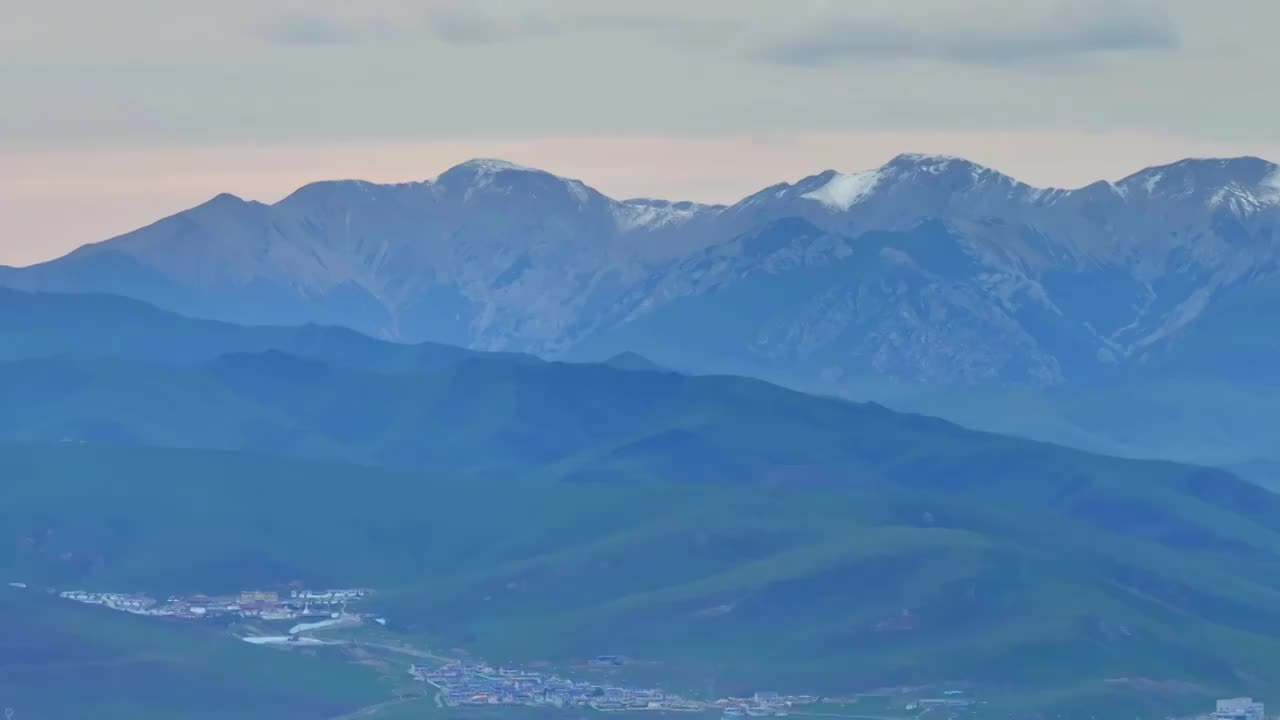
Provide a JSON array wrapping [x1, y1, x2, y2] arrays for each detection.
[[426, 7, 725, 46], [755, 1, 1178, 68], [249, 13, 400, 46], [247, 5, 723, 49], [428, 8, 511, 45]]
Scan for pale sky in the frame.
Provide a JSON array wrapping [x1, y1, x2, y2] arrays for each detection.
[[2, 0, 1279, 266]]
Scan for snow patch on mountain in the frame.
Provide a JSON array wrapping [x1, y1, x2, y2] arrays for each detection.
[[614, 199, 712, 231], [447, 158, 533, 175], [566, 180, 591, 206], [1143, 172, 1164, 194], [1261, 168, 1280, 203], [1209, 185, 1268, 214], [889, 153, 966, 172], [801, 170, 882, 211]]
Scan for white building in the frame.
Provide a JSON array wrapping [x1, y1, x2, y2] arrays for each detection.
[[1216, 698, 1265, 720]]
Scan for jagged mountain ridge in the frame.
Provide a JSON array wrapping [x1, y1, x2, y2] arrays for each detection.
[[2, 153, 1278, 385]]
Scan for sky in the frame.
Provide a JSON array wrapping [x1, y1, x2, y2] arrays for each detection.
[[2, 0, 1279, 266]]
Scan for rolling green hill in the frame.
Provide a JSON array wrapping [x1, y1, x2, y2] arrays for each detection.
[[2, 347, 1268, 505]]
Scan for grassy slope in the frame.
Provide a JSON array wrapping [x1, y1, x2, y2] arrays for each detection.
[[0, 585, 385, 720], [831, 376, 1280, 467], [5, 346, 1269, 501], [3, 444, 1280, 710]]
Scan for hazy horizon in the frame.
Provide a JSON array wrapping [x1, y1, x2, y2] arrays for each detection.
[[5, 135, 1280, 268], [5, 0, 1280, 265]]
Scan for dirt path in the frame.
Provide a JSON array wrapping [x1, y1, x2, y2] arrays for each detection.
[[788, 707, 911, 712], [330, 696, 417, 719], [349, 639, 455, 664]]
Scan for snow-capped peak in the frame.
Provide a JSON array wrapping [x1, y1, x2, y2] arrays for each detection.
[[886, 152, 970, 171], [881, 153, 1017, 189], [800, 169, 882, 211], [1107, 157, 1280, 216], [794, 154, 1016, 211], [430, 158, 605, 207], [444, 158, 535, 176], [1118, 157, 1278, 193]]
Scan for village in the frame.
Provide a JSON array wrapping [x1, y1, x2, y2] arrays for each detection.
[[39, 583, 1268, 720], [411, 660, 812, 716], [55, 585, 376, 622], [43, 583, 950, 718]]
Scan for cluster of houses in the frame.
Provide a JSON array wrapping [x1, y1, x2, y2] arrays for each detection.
[[410, 661, 820, 716], [410, 661, 704, 712], [1213, 699, 1267, 720], [56, 586, 373, 620], [58, 590, 157, 613], [721, 691, 815, 717]]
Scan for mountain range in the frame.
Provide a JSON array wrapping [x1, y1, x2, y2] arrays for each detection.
[[3, 153, 1278, 465]]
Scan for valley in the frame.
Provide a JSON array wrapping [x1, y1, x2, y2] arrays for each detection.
[[7, 4, 1278, 717], [0, 581, 1223, 720]]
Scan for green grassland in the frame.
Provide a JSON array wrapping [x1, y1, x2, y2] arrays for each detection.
[[3, 444, 1279, 716], [0, 585, 386, 720]]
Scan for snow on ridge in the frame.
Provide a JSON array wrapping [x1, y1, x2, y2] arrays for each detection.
[[1208, 186, 1251, 212], [800, 170, 882, 211], [1207, 172, 1280, 213], [613, 199, 710, 231], [1262, 167, 1280, 203], [566, 179, 590, 206], [452, 158, 535, 174], [433, 158, 605, 205], [883, 153, 1024, 189], [891, 152, 967, 166]]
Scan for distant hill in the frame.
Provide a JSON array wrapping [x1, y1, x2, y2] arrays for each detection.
[[0, 286, 528, 372], [0, 289, 1250, 493], [603, 351, 670, 373]]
